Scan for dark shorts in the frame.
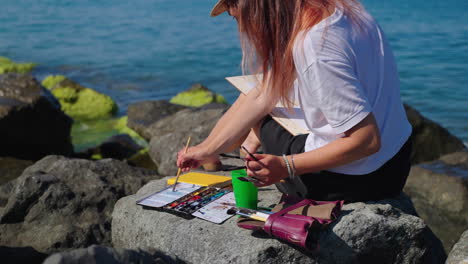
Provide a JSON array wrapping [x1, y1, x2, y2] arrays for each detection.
[[260, 116, 412, 202]]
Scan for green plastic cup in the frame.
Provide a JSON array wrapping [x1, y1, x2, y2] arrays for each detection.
[[231, 169, 258, 210]]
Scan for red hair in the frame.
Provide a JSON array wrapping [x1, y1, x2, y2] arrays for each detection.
[[233, 0, 363, 108]]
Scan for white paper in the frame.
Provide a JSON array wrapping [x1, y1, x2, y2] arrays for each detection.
[[192, 192, 236, 224], [137, 182, 201, 208]]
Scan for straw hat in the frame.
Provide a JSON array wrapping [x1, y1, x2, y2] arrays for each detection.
[[210, 0, 229, 17]]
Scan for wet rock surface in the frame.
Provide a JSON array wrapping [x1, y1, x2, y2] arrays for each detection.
[[113, 178, 446, 264], [404, 151, 468, 252], [0, 156, 161, 254], [0, 74, 73, 160], [404, 104, 466, 164]]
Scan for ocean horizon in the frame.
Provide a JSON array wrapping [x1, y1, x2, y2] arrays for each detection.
[[1, 0, 467, 144]]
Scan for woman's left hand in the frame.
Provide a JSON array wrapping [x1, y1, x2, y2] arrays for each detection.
[[245, 154, 288, 187]]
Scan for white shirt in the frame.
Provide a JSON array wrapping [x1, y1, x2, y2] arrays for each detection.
[[293, 7, 412, 175]]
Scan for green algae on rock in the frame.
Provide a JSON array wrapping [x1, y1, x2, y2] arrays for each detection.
[[169, 83, 228, 107], [72, 116, 147, 153], [41, 75, 67, 89], [0, 56, 37, 74], [41, 75, 118, 120], [115, 116, 145, 143]]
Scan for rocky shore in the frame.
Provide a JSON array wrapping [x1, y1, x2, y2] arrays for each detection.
[[0, 60, 467, 263]]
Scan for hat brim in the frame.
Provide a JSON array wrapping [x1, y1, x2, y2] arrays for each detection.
[[210, 0, 228, 17]]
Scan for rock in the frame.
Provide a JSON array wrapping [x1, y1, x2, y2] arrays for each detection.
[[404, 104, 465, 164], [0, 155, 161, 254], [169, 83, 228, 107], [0, 246, 48, 264], [446, 230, 468, 264], [0, 56, 37, 74], [41, 75, 118, 120], [0, 74, 73, 160], [404, 151, 468, 252], [42, 245, 162, 264], [127, 100, 188, 141], [112, 178, 446, 264], [148, 106, 228, 175], [78, 134, 144, 161], [0, 157, 33, 185]]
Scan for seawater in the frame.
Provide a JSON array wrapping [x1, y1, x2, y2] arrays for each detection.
[[1, 0, 467, 143]]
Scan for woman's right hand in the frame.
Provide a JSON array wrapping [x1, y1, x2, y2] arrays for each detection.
[[176, 144, 219, 172]]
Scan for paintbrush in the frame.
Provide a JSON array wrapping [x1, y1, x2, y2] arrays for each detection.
[[227, 207, 268, 222], [241, 146, 286, 183], [172, 136, 192, 192]]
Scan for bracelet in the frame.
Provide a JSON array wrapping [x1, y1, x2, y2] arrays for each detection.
[[290, 154, 297, 176], [282, 154, 294, 180]]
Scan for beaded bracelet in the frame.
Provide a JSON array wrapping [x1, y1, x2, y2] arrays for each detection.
[[282, 154, 294, 179]]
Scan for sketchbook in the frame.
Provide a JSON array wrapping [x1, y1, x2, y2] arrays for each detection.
[[225, 75, 311, 136]]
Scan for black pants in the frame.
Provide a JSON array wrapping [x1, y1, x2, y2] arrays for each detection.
[[260, 116, 412, 202]]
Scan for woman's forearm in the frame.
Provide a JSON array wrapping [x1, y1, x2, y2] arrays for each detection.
[[292, 114, 381, 175], [200, 92, 249, 149]]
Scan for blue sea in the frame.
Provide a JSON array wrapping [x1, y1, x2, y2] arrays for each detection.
[[1, 0, 467, 144]]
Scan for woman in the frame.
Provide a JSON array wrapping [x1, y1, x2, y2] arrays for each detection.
[[177, 0, 412, 202]]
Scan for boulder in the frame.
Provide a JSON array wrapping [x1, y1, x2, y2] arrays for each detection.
[[148, 106, 228, 175], [0, 56, 36, 74], [404, 151, 468, 252], [404, 104, 465, 164], [0, 74, 73, 160], [112, 177, 446, 264], [127, 100, 188, 141], [0, 155, 161, 254], [41, 75, 118, 120], [446, 230, 468, 264], [42, 245, 163, 264], [169, 83, 228, 107]]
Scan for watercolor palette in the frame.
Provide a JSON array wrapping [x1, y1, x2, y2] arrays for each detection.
[[136, 183, 235, 223]]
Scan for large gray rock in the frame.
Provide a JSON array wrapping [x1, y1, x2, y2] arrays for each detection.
[[112, 178, 446, 264], [127, 100, 188, 141], [404, 104, 465, 164], [42, 245, 163, 264], [0, 74, 73, 160], [404, 151, 468, 252], [0, 156, 161, 254], [446, 230, 468, 264], [148, 106, 227, 176]]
